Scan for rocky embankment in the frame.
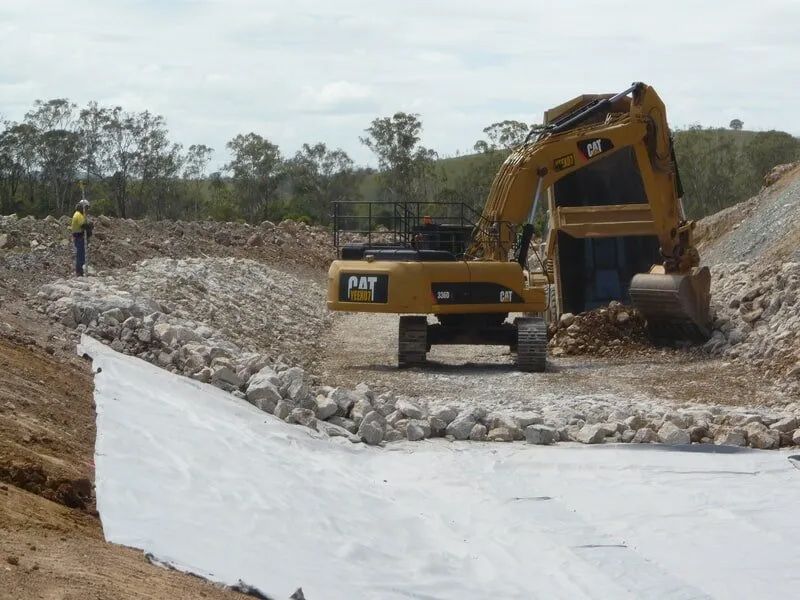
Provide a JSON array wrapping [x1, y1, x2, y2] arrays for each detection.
[[39, 257, 329, 369], [37, 256, 800, 451], [705, 261, 800, 389]]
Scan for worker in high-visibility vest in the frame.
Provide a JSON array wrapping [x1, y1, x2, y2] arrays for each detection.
[[70, 199, 92, 276]]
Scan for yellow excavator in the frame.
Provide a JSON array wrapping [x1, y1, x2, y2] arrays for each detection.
[[327, 82, 711, 371]]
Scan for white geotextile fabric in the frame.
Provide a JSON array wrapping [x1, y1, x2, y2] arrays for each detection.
[[80, 335, 800, 599]]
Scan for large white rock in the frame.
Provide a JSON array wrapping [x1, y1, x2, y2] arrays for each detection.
[[515, 412, 544, 429], [211, 366, 244, 389], [406, 420, 431, 442], [469, 423, 487, 441], [357, 411, 384, 445], [246, 369, 282, 413], [273, 401, 292, 421], [745, 423, 780, 449], [658, 422, 691, 445], [428, 416, 447, 437], [354, 382, 374, 402], [279, 367, 310, 404], [316, 420, 360, 443], [485, 414, 524, 440], [350, 398, 373, 427], [770, 417, 798, 433], [525, 425, 557, 445], [314, 395, 338, 421], [154, 323, 203, 346], [632, 428, 659, 444], [714, 428, 747, 447], [487, 427, 515, 442], [327, 416, 357, 434], [288, 408, 317, 429], [446, 409, 485, 441], [575, 423, 609, 445], [396, 398, 425, 420], [330, 388, 361, 416], [432, 406, 459, 425]]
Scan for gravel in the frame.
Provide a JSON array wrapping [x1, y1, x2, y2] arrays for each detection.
[[699, 163, 800, 265]]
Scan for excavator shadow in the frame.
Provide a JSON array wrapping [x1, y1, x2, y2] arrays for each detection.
[[342, 359, 567, 375]]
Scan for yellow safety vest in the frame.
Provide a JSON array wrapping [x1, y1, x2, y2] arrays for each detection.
[[71, 211, 86, 234]]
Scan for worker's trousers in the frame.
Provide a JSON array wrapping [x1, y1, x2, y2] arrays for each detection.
[[73, 233, 86, 276]]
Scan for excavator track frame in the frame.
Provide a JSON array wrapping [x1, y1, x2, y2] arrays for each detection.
[[515, 317, 547, 372], [398, 316, 428, 368]]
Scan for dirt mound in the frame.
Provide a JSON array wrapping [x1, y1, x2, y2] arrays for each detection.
[[548, 302, 652, 357], [0, 463, 93, 510]]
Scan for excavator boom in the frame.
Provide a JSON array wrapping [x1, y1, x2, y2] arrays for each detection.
[[470, 82, 711, 342]]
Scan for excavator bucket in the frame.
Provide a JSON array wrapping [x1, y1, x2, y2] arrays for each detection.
[[629, 266, 712, 343]]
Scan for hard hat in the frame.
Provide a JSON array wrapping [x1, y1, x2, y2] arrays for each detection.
[[78, 198, 90, 208]]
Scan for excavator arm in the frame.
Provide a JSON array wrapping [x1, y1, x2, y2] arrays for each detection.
[[468, 82, 711, 341]]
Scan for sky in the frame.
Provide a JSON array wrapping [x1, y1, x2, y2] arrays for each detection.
[[1, 0, 799, 169]]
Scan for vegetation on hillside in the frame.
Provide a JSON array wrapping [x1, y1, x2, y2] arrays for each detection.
[[1, 98, 798, 225]]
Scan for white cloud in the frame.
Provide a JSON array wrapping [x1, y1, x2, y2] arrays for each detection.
[[0, 0, 798, 168], [298, 81, 377, 114]]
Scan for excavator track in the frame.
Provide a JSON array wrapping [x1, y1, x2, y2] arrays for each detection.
[[516, 317, 547, 372], [398, 316, 428, 368], [628, 267, 712, 343]]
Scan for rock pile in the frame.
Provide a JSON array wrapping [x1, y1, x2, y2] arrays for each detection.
[[531, 401, 800, 448], [36, 255, 800, 449], [549, 302, 651, 357], [704, 261, 800, 392], [38, 257, 330, 369]]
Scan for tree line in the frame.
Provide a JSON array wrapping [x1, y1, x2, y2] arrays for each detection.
[[672, 125, 800, 218], [1, 99, 798, 225], [354, 115, 800, 223]]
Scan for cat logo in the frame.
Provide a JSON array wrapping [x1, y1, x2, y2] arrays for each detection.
[[585, 139, 603, 158], [339, 273, 389, 303], [347, 275, 378, 302], [578, 137, 614, 160], [553, 153, 575, 171]]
